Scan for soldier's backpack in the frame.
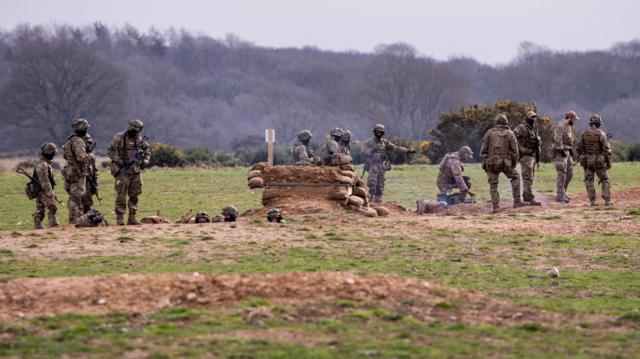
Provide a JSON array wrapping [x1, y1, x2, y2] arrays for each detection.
[[76, 209, 109, 227]]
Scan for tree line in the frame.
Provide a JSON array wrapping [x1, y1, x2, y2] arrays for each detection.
[[0, 24, 639, 155]]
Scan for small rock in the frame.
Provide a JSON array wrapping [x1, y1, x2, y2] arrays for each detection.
[[345, 277, 356, 284], [186, 292, 197, 301], [97, 298, 107, 305], [548, 267, 560, 278], [192, 272, 200, 277]]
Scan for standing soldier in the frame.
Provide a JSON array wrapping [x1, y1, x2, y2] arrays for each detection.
[[107, 119, 150, 225], [33, 143, 59, 229], [552, 111, 579, 203], [480, 114, 523, 213], [62, 119, 91, 224], [340, 130, 352, 156], [362, 124, 415, 203], [436, 146, 475, 203], [82, 134, 99, 212], [321, 128, 344, 165], [514, 111, 542, 206], [290, 130, 315, 164], [577, 115, 613, 206]]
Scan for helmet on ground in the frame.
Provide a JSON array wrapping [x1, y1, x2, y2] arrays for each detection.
[[128, 119, 144, 131], [495, 114, 509, 126], [329, 128, 344, 138], [194, 211, 211, 223], [459, 145, 473, 157], [222, 205, 238, 222], [71, 118, 90, 131], [266, 208, 284, 223], [41, 143, 57, 156], [526, 111, 537, 119], [589, 114, 602, 126], [297, 130, 312, 141], [565, 111, 579, 120], [373, 124, 386, 133], [212, 215, 225, 222]]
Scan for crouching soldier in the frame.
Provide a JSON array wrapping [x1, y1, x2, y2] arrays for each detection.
[[32, 143, 60, 229], [107, 119, 150, 225], [436, 146, 475, 203]]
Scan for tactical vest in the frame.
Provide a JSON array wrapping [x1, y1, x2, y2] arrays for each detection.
[[488, 129, 512, 156], [557, 123, 573, 148], [119, 134, 140, 163], [581, 128, 602, 155], [63, 134, 81, 166]]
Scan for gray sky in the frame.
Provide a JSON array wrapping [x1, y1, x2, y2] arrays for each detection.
[[1, 0, 638, 64]]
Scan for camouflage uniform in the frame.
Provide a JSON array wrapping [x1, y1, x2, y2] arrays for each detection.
[[577, 115, 612, 206], [552, 111, 579, 203], [480, 115, 522, 212], [321, 128, 347, 166], [437, 146, 473, 201], [62, 119, 90, 224], [513, 111, 542, 205], [340, 130, 352, 156], [291, 130, 314, 164], [107, 119, 150, 225], [33, 143, 59, 229], [362, 124, 410, 203], [82, 134, 99, 212]]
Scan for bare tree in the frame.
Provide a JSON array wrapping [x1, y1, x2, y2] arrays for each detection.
[[1, 35, 126, 144]]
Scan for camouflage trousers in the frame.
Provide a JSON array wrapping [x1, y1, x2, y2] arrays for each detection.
[[554, 153, 574, 201], [436, 176, 471, 194], [367, 163, 386, 203], [81, 177, 94, 213], [63, 170, 87, 225], [33, 193, 58, 229], [485, 166, 521, 209], [115, 171, 142, 218], [583, 166, 611, 204], [519, 155, 536, 202]]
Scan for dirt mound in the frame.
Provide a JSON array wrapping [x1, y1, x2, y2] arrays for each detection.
[[0, 272, 561, 325]]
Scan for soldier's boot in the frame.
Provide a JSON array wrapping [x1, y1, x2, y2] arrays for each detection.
[[529, 199, 542, 206], [47, 205, 59, 228], [511, 179, 526, 208], [116, 213, 125, 226], [602, 180, 612, 206], [33, 214, 44, 230], [127, 213, 141, 225]]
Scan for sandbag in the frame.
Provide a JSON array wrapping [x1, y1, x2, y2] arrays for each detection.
[[329, 191, 349, 200], [248, 177, 264, 189], [262, 189, 279, 200], [248, 170, 262, 179], [353, 186, 368, 199], [348, 195, 365, 208], [251, 162, 268, 171], [338, 170, 356, 179], [335, 174, 355, 185], [355, 178, 366, 187], [373, 207, 390, 217], [340, 164, 356, 172], [358, 207, 378, 217]]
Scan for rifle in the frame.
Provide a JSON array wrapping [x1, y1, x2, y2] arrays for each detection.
[[16, 167, 65, 207], [86, 140, 101, 203], [527, 137, 541, 168], [362, 158, 370, 177], [123, 135, 149, 170]]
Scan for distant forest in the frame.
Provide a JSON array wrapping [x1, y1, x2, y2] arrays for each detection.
[[1, 24, 639, 153]]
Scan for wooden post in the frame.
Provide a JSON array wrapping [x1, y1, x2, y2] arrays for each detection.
[[266, 128, 275, 165]]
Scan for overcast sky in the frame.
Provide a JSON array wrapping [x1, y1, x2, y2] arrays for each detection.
[[1, 0, 638, 64]]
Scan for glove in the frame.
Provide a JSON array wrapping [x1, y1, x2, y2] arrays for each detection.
[[143, 159, 150, 167], [407, 150, 417, 155]]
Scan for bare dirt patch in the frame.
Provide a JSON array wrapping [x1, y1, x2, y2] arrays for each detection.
[[0, 272, 563, 326]]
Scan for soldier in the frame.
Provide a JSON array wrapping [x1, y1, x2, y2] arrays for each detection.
[[33, 143, 60, 229], [222, 205, 238, 222], [480, 114, 524, 213], [552, 111, 579, 203], [436, 146, 475, 203], [514, 111, 542, 206], [266, 208, 285, 223], [577, 115, 613, 206], [82, 134, 99, 212], [291, 130, 315, 164], [62, 119, 91, 224], [340, 130, 352, 156], [321, 128, 344, 165], [107, 119, 151, 225], [362, 124, 415, 203]]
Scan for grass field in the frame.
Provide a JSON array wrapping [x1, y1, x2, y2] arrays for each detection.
[[0, 163, 639, 358]]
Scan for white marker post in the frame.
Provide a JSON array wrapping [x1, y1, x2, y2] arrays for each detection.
[[265, 128, 275, 165]]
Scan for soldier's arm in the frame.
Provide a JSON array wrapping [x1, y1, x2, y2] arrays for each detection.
[[449, 160, 469, 192], [294, 145, 309, 161], [513, 126, 528, 154], [553, 125, 564, 150], [479, 132, 490, 162], [107, 135, 119, 164], [36, 163, 54, 197], [385, 140, 409, 154], [602, 132, 613, 159], [511, 132, 519, 163], [141, 138, 151, 162], [73, 138, 89, 166], [362, 140, 373, 158], [576, 132, 585, 155]]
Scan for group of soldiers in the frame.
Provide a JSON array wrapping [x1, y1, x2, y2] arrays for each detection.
[[31, 119, 150, 229], [437, 111, 613, 213], [291, 124, 417, 203]]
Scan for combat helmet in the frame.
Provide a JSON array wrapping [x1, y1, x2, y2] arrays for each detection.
[[266, 208, 284, 223], [41, 142, 58, 156], [194, 211, 211, 223], [373, 124, 386, 133], [211, 215, 225, 222], [526, 111, 537, 119], [495, 114, 509, 126], [128, 119, 144, 132], [297, 130, 312, 141], [341, 129, 352, 141], [589, 114, 602, 126], [565, 111, 579, 120], [329, 127, 344, 138], [459, 145, 473, 158], [222, 205, 238, 222], [71, 118, 90, 130]]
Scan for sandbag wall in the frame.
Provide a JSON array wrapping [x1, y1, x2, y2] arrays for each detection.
[[247, 163, 380, 217]]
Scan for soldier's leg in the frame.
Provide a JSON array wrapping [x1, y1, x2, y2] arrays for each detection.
[[565, 157, 574, 194], [520, 157, 535, 202], [487, 172, 500, 212], [584, 167, 596, 205], [505, 167, 523, 207], [127, 174, 143, 225], [554, 156, 569, 202], [81, 177, 93, 212], [114, 174, 130, 225], [68, 177, 87, 224], [377, 168, 386, 202], [46, 204, 58, 227], [597, 168, 612, 205], [367, 167, 378, 202], [33, 196, 46, 229]]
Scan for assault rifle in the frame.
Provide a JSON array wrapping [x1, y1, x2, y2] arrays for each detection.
[[86, 141, 102, 203], [123, 135, 149, 170], [16, 167, 64, 206], [527, 137, 541, 168]]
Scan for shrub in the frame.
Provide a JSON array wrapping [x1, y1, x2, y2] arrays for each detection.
[[149, 143, 185, 167], [626, 141, 640, 161], [184, 147, 216, 165]]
